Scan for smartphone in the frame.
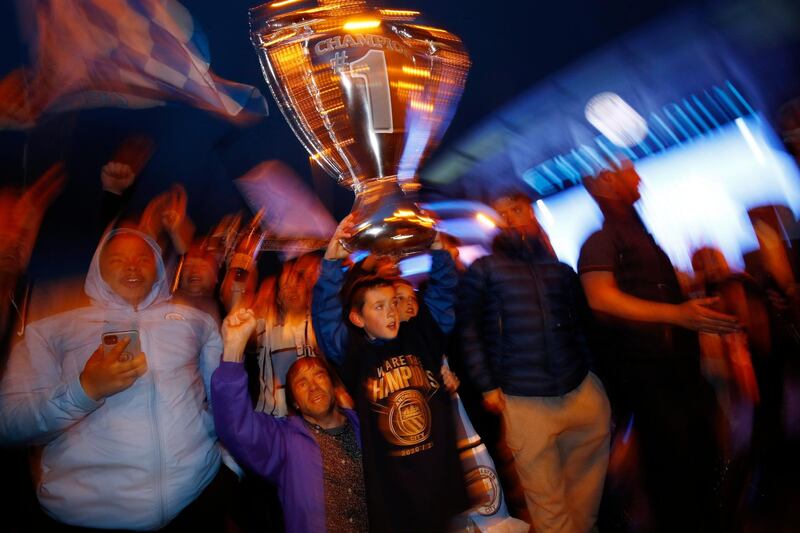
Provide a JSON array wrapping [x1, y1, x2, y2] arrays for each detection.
[[102, 330, 140, 362]]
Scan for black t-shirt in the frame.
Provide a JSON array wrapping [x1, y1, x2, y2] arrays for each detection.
[[577, 215, 697, 361], [340, 304, 468, 533]]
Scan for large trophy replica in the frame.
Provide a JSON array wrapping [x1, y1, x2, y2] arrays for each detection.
[[249, 0, 470, 255]]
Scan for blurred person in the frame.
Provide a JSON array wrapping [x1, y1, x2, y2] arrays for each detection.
[[394, 278, 419, 322], [744, 205, 800, 513], [394, 278, 460, 394], [139, 183, 195, 257], [459, 191, 610, 533], [0, 163, 65, 355], [98, 135, 154, 235], [219, 213, 264, 315], [254, 254, 323, 416], [313, 215, 469, 533], [211, 308, 368, 533], [173, 240, 223, 322], [0, 163, 65, 533], [747, 207, 800, 325], [578, 163, 738, 531], [692, 246, 772, 528], [0, 228, 226, 531], [220, 258, 260, 314], [779, 96, 800, 164]]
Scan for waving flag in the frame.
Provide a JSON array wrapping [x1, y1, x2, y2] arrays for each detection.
[[1, 0, 267, 128], [234, 161, 336, 258]]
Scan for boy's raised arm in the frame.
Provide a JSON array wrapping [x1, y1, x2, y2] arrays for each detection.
[[312, 215, 354, 366], [423, 236, 458, 334]]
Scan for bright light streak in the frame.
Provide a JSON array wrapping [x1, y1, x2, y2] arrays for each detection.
[[409, 100, 434, 112], [343, 19, 381, 31], [402, 66, 431, 78], [585, 92, 649, 148], [736, 117, 766, 165], [475, 212, 496, 229], [379, 9, 420, 17], [270, 0, 302, 8], [535, 199, 555, 226], [394, 81, 424, 91]]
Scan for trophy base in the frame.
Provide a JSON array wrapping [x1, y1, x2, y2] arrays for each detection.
[[345, 178, 436, 257]]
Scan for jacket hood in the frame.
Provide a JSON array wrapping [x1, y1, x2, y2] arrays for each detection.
[[84, 228, 170, 311]]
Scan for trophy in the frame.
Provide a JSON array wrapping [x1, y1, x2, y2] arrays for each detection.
[[250, 0, 470, 255]]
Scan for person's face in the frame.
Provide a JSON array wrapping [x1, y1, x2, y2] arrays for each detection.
[[350, 286, 399, 339], [99, 234, 158, 306], [395, 284, 418, 322], [278, 266, 309, 315], [492, 197, 538, 235], [290, 362, 337, 421], [180, 256, 217, 297], [614, 166, 642, 205], [220, 266, 258, 312]]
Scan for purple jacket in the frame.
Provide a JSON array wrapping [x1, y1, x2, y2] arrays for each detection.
[[211, 362, 362, 533]]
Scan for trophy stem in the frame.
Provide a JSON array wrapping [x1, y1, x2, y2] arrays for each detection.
[[346, 177, 436, 256]]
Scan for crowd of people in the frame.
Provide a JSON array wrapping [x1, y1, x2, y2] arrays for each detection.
[[0, 149, 799, 533]]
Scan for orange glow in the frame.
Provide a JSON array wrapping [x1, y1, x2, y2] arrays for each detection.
[[270, 0, 302, 8], [407, 24, 449, 34], [409, 100, 435, 113], [384, 209, 436, 227], [401, 66, 431, 78], [378, 9, 419, 17], [394, 81, 424, 92], [343, 19, 381, 31]]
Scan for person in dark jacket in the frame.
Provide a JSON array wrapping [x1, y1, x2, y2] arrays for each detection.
[[312, 215, 468, 533], [212, 307, 368, 533], [459, 192, 611, 533]]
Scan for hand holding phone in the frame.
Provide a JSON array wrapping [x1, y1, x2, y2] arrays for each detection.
[[103, 330, 141, 362], [81, 333, 148, 401]]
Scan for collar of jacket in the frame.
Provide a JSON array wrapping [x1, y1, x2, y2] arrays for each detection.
[[492, 231, 553, 261]]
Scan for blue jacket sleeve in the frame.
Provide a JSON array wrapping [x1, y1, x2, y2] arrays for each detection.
[[0, 322, 104, 446], [423, 250, 458, 335], [311, 259, 349, 366], [210, 362, 287, 482], [458, 257, 498, 393]]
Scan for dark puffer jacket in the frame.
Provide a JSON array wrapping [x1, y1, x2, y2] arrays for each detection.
[[458, 232, 592, 397]]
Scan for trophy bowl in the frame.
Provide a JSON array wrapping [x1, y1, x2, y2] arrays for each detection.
[[250, 0, 470, 255]]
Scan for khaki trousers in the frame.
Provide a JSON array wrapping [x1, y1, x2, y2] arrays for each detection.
[[503, 372, 611, 533]]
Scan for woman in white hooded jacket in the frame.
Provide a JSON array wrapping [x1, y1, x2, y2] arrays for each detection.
[[0, 228, 223, 530]]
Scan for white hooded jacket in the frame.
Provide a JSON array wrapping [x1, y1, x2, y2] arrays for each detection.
[[0, 229, 222, 530]]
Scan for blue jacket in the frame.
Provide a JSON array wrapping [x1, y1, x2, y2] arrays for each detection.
[[0, 229, 222, 530], [459, 232, 591, 397], [211, 362, 361, 533]]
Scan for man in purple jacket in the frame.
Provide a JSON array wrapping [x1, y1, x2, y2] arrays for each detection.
[[211, 308, 368, 533]]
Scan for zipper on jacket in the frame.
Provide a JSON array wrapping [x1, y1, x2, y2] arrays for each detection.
[[143, 329, 167, 527], [528, 263, 556, 385]]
